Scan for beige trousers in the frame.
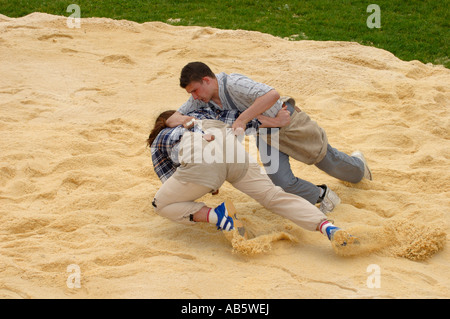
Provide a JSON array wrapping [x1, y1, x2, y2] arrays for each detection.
[[153, 163, 327, 231]]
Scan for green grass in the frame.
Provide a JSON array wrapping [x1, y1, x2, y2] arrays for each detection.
[[1, 0, 448, 68]]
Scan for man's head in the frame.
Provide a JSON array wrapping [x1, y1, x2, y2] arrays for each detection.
[[180, 62, 217, 103]]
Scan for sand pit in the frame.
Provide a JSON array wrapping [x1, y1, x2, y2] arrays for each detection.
[[0, 13, 449, 299]]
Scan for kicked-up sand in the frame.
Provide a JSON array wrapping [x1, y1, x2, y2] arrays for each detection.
[[0, 13, 448, 299]]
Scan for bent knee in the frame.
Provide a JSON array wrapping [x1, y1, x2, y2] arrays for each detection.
[[151, 196, 179, 223], [152, 196, 166, 214]]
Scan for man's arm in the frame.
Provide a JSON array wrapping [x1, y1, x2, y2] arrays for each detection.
[[167, 96, 204, 128], [165, 111, 196, 128], [257, 104, 290, 128], [232, 89, 280, 131]]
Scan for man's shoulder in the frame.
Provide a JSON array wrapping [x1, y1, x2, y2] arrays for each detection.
[[228, 72, 249, 80], [219, 72, 254, 88], [217, 72, 248, 81]]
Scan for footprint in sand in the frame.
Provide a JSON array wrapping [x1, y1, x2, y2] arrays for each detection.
[[70, 87, 117, 104], [38, 33, 73, 41], [100, 54, 136, 66], [6, 25, 40, 30]]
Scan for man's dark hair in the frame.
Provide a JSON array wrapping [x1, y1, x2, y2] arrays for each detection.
[[179, 62, 215, 88]]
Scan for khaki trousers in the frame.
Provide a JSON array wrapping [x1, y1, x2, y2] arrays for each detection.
[[153, 163, 327, 231]]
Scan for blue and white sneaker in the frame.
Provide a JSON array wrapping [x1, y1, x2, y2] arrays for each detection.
[[214, 202, 234, 231], [325, 225, 341, 241], [327, 226, 359, 247]]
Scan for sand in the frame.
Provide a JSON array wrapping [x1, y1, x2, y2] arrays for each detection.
[[0, 12, 449, 299]]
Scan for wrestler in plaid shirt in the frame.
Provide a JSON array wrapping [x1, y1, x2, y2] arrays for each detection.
[[151, 105, 261, 183]]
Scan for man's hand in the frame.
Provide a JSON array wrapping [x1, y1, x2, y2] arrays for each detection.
[[202, 133, 215, 141], [166, 111, 196, 128], [231, 118, 247, 136], [182, 117, 196, 129], [257, 105, 291, 128], [275, 104, 291, 127], [231, 89, 281, 133]]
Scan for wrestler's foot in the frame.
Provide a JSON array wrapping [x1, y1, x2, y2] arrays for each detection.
[[317, 185, 341, 214], [328, 228, 360, 247], [352, 151, 373, 181], [319, 220, 359, 247], [212, 202, 234, 231]]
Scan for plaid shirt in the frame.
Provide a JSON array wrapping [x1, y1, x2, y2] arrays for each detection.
[[151, 106, 260, 183]]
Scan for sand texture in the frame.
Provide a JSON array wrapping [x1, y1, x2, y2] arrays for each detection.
[[0, 13, 449, 299]]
